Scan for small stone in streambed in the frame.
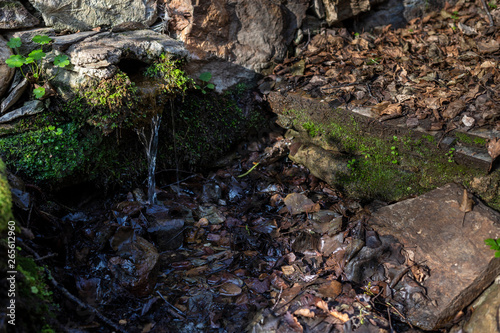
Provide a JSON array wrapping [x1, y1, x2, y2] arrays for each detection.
[[219, 282, 242, 297]]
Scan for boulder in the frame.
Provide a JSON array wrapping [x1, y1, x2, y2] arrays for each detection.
[[0, 0, 39, 29], [0, 36, 14, 99], [322, 0, 386, 26], [167, 0, 308, 86], [28, 0, 157, 31], [370, 183, 500, 330]]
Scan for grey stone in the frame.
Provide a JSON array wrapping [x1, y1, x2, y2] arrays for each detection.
[[0, 78, 28, 114], [0, 36, 14, 99], [370, 183, 500, 330], [45, 30, 187, 98], [0, 0, 39, 29], [198, 205, 226, 225], [288, 142, 350, 186], [0, 100, 44, 123], [463, 280, 500, 333], [28, 0, 157, 32], [52, 31, 100, 52]]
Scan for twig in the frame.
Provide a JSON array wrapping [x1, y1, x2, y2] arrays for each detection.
[[156, 291, 185, 319], [480, 0, 495, 26], [18, 240, 128, 333], [34, 253, 58, 261], [271, 287, 283, 310]]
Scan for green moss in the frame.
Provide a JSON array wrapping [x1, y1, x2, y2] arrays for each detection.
[[455, 132, 487, 146], [0, 122, 101, 183], [0, 159, 13, 232], [285, 108, 482, 202], [302, 121, 321, 138], [422, 134, 435, 143]]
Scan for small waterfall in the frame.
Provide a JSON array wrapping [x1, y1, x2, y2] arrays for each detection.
[[137, 113, 162, 205]]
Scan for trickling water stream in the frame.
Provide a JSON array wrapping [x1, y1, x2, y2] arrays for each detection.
[[136, 113, 162, 205]]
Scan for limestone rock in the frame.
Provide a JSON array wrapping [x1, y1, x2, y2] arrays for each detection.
[[322, 0, 386, 25], [0, 100, 44, 123], [370, 183, 500, 330], [0, 0, 39, 29], [28, 0, 157, 31], [0, 36, 14, 99], [46, 30, 187, 97]]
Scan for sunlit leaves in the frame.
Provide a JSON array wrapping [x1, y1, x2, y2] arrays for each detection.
[[5, 54, 26, 67], [54, 54, 70, 68], [32, 35, 52, 45], [33, 86, 46, 99]]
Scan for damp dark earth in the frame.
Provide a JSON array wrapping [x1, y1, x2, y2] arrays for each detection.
[[1, 0, 500, 333]]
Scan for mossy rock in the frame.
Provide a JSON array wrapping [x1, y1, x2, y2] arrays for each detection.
[[0, 158, 13, 232]]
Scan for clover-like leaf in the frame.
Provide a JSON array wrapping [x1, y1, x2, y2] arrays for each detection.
[[53, 54, 70, 68], [28, 49, 46, 61], [206, 83, 215, 90], [7, 37, 22, 49], [24, 57, 34, 64], [32, 35, 52, 45], [5, 54, 26, 67], [199, 72, 212, 82], [33, 86, 46, 99]]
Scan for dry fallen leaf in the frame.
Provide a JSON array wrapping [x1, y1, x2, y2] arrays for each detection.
[[459, 189, 474, 226], [315, 299, 329, 311], [294, 308, 315, 318], [329, 309, 350, 323], [487, 137, 500, 172]]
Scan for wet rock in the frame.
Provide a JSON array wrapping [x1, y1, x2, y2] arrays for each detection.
[[463, 279, 500, 333], [7, 171, 30, 211], [147, 219, 184, 251], [311, 210, 343, 235], [198, 205, 226, 225], [284, 192, 320, 215], [344, 235, 405, 284], [0, 36, 14, 99], [318, 232, 344, 255], [0, 0, 39, 29], [371, 183, 500, 330], [28, 0, 157, 31], [0, 100, 44, 123], [0, 78, 28, 114], [201, 181, 221, 203], [108, 236, 159, 296]]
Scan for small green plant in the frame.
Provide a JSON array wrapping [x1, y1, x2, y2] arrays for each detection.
[[451, 11, 459, 20], [446, 147, 455, 163], [303, 121, 320, 137], [390, 146, 399, 164], [366, 57, 381, 65], [347, 158, 357, 170], [485, 238, 500, 257], [354, 32, 360, 38], [143, 53, 193, 95], [408, 29, 414, 33], [488, 1, 497, 9], [5, 35, 70, 99], [195, 72, 215, 94]]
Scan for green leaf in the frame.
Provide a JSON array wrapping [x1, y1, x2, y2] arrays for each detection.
[[32, 35, 52, 45], [31, 286, 39, 294], [24, 57, 34, 64], [28, 49, 46, 61], [485, 238, 497, 247], [7, 37, 22, 49], [206, 83, 215, 90], [5, 54, 26, 67], [496, 251, 500, 258], [33, 87, 46, 99], [53, 54, 70, 67], [199, 72, 212, 82]]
